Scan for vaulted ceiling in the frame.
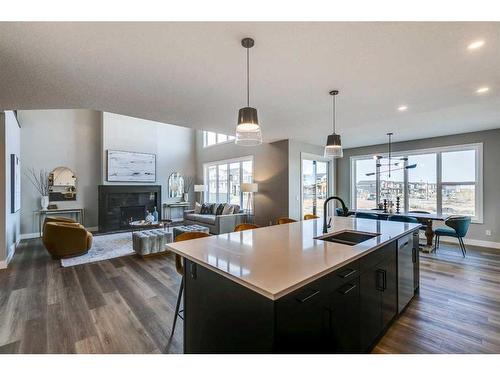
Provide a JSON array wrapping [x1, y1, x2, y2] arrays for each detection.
[[1, 22, 499, 147]]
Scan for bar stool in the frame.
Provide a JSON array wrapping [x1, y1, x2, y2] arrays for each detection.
[[277, 217, 297, 225], [304, 214, 320, 220], [171, 231, 210, 336], [234, 223, 260, 232]]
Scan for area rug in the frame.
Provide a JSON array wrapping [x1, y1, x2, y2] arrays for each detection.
[[60, 232, 135, 267]]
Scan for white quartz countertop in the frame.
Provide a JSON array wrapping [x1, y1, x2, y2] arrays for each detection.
[[165, 217, 420, 300]]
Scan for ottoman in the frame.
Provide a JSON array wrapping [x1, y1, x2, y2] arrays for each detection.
[[133, 229, 173, 258], [173, 225, 210, 240]]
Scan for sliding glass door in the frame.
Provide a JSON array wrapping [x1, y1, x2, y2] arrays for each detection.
[[302, 158, 330, 218]]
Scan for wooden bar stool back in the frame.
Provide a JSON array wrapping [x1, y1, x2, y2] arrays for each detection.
[[277, 217, 297, 225], [304, 214, 319, 220], [234, 223, 260, 232]]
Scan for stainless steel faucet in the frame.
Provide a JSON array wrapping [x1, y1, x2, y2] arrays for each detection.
[[323, 196, 349, 233]]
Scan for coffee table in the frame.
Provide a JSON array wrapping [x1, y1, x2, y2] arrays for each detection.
[[173, 225, 210, 240]]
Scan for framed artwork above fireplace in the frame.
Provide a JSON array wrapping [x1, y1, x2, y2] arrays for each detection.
[[107, 150, 156, 182]]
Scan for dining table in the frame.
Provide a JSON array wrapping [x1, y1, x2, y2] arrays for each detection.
[[349, 209, 449, 252]]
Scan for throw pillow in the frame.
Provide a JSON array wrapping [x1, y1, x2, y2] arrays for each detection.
[[200, 203, 211, 214], [216, 204, 225, 216], [233, 204, 241, 213], [211, 203, 219, 215], [222, 203, 234, 215], [194, 202, 202, 214]]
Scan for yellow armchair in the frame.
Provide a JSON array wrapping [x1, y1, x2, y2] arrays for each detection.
[[42, 222, 93, 259]]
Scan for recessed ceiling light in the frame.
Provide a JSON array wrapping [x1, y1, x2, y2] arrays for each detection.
[[476, 87, 490, 94], [398, 105, 408, 112], [467, 40, 485, 50]]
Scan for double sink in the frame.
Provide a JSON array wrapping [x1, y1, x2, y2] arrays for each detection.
[[316, 230, 379, 246]]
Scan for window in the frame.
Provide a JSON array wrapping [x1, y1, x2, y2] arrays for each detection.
[[441, 149, 476, 216], [408, 153, 437, 213], [203, 131, 235, 147], [302, 158, 331, 217], [351, 143, 483, 222], [204, 156, 253, 208], [353, 158, 377, 209]]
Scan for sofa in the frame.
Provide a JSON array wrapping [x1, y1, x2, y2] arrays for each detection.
[[183, 203, 247, 234], [42, 216, 93, 259]]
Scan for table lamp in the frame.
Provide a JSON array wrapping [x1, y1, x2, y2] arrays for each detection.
[[194, 184, 205, 203]]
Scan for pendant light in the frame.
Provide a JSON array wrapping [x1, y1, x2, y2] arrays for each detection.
[[324, 90, 343, 158], [235, 37, 262, 146]]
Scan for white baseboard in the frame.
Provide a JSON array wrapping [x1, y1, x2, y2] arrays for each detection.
[[0, 240, 19, 269], [20, 226, 98, 241], [440, 237, 500, 249], [20, 232, 40, 240]]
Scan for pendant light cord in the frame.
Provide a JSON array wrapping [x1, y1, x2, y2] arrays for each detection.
[[246, 47, 250, 107], [332, 94, 336, 133]]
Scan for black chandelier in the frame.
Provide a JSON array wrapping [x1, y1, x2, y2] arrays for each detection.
[[366, 133, 417, 177]]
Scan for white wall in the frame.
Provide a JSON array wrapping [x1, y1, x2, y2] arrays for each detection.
[[287, 140, 329, 221], [18, 109, 102, 234], [101, 112, 196, 206], [0, 111, 21, 267]]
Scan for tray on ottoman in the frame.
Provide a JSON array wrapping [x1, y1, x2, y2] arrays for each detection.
[[133, 229, 173, 258], [173, 225, 210, 240]]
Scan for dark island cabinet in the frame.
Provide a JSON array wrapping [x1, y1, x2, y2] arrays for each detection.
[[183, 238, 408, 353], [360, 242, 398, 351], [328, 277, 361, 353]]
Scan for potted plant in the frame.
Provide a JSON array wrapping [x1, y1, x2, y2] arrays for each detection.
[[26, 168, 50, 210]]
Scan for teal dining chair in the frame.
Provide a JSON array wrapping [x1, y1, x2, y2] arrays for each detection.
[[355, 212, 379, 220], [434, 216, 471, 257], [388, 215, 419, 223]]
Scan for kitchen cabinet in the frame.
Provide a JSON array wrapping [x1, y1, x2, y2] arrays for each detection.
[[360, 242, 397, 351], [328, 277, 360, 353]]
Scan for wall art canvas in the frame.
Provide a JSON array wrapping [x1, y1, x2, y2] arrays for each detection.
[[10, 154, 21, 213], [107, 150, 156, 182]]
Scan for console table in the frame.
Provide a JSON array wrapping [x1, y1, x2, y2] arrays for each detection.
[[35, 208, 85, 236], [163, 202, 190, 223]]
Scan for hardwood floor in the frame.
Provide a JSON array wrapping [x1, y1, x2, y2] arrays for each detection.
[[374, 243, 500, 353], [0, 238, 499, 353], [0, 238, 183, 354]]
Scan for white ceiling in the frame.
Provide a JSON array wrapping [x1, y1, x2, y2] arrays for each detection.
[[1, 22, 499, 148]]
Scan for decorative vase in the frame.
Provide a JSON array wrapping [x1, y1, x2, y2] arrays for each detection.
[[145, 210, 155, 223], [41, 196, 49, 210], [183, 193, 189, 202]]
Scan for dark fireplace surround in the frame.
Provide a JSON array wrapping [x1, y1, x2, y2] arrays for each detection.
[[98, 185, 161, 233]]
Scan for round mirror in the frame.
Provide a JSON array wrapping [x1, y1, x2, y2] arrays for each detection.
[[48, 167, 77, 201], [168, 172, 184, 198]]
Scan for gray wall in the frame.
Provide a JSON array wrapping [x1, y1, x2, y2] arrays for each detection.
[[0, 111, 21, 266], [17, 110, 197, 235], [195, 132, 289, 226], [18, 109, 102, 233], [101, 112, 196, 208], [336, 128, 500, 243]]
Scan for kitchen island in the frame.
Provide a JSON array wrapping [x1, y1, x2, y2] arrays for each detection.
[[166, 216, 420, 353]]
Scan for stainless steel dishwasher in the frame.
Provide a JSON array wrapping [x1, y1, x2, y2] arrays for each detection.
[[397, 231, 419, 313]]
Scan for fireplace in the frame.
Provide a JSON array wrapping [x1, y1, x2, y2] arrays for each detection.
[[120, 205, 146, 228], [98, 185, 161, 233]]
